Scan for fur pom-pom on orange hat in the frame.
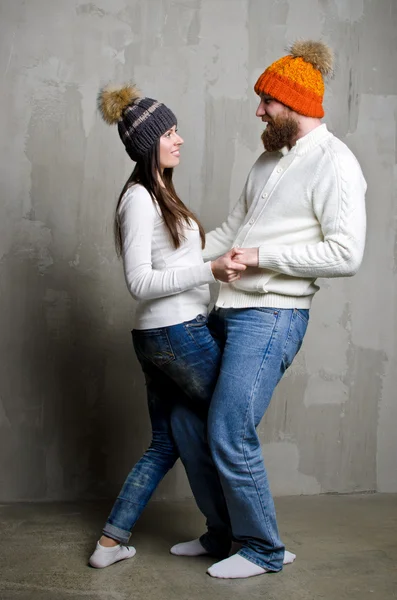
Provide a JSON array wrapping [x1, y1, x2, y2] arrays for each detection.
[[254, 40, 334, 118]]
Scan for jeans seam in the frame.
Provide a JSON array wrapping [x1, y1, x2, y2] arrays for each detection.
[[116, 496, 157, 507], [281, 311, 295, 370], [241, 310, 280, 548], [238, 548, 281, 571]]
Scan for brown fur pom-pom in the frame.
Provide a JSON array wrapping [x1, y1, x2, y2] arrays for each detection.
[[290, 40, 334, 76], [97, 84, 141, 124]]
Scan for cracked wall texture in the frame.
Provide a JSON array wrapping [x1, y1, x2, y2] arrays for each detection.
[[0, 0, 396, 501]]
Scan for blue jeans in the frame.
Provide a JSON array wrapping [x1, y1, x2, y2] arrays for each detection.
[[171, 307, 309, 571], [102, 314, 227, 546]]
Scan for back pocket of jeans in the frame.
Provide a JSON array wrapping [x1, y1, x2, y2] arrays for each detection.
[[133, 329, 176, 367]]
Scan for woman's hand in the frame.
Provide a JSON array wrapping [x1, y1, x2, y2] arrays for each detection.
[[231, 247, 259, 267], [211, 250, 247, 282]]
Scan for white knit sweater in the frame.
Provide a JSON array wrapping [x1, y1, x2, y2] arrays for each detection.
[[119, 184, 214, 329], [203, 124, 367, 309]]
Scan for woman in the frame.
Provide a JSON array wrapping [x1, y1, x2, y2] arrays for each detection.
[[89, 84, 244, 568]]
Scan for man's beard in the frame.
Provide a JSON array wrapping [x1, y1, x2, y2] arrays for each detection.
[[261, 115, 299, 152]]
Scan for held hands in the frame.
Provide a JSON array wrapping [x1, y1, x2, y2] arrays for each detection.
[[231, 247, 259, 267], [211, 250, 247, 283], [210, 247, 259, 282]]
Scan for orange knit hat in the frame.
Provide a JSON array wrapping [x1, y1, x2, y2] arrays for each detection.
[[254, 40, 334, 118]]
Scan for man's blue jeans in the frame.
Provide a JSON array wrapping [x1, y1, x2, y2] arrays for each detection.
[[102, 314, 229, 548], [171, 307, 309, 572]]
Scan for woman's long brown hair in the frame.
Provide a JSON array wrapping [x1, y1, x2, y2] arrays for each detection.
[[114, 141, 205, 256]]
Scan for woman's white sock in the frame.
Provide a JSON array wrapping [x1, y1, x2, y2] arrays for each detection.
[[283, 550, 296, 564], [170, 538, 209, 556], [89, 541, 136, 568]]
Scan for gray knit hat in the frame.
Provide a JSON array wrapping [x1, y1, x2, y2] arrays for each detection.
[[97, 84, 177, 161]]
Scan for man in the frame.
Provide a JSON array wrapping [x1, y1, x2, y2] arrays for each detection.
[[170, 40, 367, 579]]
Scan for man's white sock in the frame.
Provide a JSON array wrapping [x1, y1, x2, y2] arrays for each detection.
[[170, 538, 296, 567], [207, 554, 267, 578], [207, 550, 296, 579], [89, 541, 136, 568]]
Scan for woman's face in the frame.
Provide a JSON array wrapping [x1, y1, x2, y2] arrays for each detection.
[[159, 125, 183, 170]]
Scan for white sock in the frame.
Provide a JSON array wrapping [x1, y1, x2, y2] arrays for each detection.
[[208, 554, 266, 579], [283, 550, 296, 564], [170, 538, 209, 556], [89, 541, 136, 569], [208, 550, 296, 579], [170, 538, 296, 567]]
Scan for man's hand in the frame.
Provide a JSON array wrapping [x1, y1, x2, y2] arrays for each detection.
[[211, 250, 247, 282], [231, 247, 259, 267]]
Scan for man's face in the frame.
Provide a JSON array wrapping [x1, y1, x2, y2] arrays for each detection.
[[256, 94, 290, 122], [256, 94, 299, 152]]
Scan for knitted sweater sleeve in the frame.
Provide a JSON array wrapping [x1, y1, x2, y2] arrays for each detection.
[[119, 187, 215, 301], [202, 182, 248, 261], [258, 149, 367, 277]]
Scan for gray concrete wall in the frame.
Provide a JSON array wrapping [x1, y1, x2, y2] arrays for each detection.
[[0, 0, 396, 501]]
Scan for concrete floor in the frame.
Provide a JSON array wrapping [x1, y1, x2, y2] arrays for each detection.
[[0, 494, 396, 600]]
